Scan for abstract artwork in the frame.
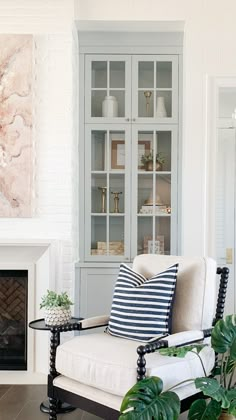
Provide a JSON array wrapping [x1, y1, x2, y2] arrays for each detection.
[[0, 35, 33, 217]]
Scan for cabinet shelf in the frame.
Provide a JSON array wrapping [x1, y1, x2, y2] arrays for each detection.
[[137, 171, 171, 175], [91, 213, 125, 216], [84, 53, 179, 260], [137, 213, 171, 217], [91, 171, 126, 174]]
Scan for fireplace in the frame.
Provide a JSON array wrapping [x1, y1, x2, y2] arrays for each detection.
[[0, 270, 28, 370]]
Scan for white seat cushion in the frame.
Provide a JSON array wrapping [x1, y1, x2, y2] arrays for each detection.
[[56, 332, 215, 397]]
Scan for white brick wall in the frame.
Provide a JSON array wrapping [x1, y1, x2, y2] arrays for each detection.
[[0, 1, 78, 303]]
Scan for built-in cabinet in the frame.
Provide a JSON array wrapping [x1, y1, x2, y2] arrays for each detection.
[[76, 33, 182, 320]]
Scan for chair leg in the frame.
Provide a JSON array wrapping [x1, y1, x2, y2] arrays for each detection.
[[49, 397, 57, 420]]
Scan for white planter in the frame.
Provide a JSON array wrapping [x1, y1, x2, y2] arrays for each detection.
[[102, 95, 118, 117], [44, 307, 71, 326]]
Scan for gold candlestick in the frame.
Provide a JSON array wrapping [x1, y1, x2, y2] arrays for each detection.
[[98, 187, 107, 213], [144, 91, 152, 117], [111, 191, 122, 213]]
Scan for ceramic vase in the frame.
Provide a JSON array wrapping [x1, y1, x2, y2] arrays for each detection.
[[102, 95, 118, 117], [156, 96, 167, 118], [45, 307, 71, 326]]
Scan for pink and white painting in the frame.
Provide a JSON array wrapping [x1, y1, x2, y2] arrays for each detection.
[[0, 35, 33, 217]]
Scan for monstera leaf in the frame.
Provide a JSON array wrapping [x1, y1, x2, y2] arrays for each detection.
[[188, 399, 221, 420], [159, 344, 206, 358], [195, 377, 230, 408], [211, 314, 236, 357], [119, 376, 180, 420]]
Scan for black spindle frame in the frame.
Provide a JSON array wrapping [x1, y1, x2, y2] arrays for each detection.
[[47, 266, 229, 420]]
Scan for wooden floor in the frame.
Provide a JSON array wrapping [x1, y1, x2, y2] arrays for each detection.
[[0, 385, 188, 420], [0, 385, 102, 420]]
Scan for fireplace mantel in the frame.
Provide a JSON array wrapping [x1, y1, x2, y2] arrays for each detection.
[[0, 239, 61, 384]]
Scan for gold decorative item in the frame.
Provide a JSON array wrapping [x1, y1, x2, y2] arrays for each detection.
[[98, 187, 107, 213], [111, 191, 122, 213], [144, 91, 152, 116]]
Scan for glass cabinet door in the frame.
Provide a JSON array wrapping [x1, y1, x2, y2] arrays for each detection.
[[85, 55, 131, 124], [85, 125, 131, 261], [132, 55, 178, 124], [131, 126, 178, 258]]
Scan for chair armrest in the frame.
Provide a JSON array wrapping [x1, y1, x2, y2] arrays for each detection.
[[80, 315, 109, 330], [165, 330, 204, 347], [136, 329, 212, 381]]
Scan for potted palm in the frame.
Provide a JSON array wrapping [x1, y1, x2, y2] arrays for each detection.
[[141, 150, 165, 171], [40, 290, 73, 326]]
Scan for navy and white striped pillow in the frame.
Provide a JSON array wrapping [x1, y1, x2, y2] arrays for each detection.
[[107, 263, 178, 342]]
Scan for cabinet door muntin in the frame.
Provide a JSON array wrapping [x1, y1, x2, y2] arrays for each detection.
[[131, 125, 178, 258], [85, 55, 131, 123], [85, 125, 131, 261]]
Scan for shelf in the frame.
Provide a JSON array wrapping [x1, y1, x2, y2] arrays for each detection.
[[137, 213, 171, 217], [137, 171, 171, 175], [91, 213, 125, 216], [84, 53, 179, 260]]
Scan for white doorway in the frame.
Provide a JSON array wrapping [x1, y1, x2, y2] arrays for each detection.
[[215, 85, 236, 315]]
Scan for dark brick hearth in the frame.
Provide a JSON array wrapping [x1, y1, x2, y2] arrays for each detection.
[[0, 270, 28, 370]]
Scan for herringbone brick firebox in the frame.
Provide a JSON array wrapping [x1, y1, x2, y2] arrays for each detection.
[[0, 270, 28, 370]]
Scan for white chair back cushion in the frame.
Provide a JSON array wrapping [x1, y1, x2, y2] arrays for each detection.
[[132, 255, 217, 333]]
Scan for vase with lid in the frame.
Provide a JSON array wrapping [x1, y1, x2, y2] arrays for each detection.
[[156, 96, 167, 118], [102, 95, 118, 117]]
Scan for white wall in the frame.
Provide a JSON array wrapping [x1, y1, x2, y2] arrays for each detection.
[[0, 1, 78, 297], [0, 0, 235, 301], [75, 0, 236, 257]]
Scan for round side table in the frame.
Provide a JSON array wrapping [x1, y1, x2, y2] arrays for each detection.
[[29, 317, 82, 414]]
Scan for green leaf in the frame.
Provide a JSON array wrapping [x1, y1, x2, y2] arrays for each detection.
[[159, 344, 206, 358], [195, 378, 229, 408], [211, 315, 236, 355], [188, 399, 221, 420], [119, 377, 180, 420]]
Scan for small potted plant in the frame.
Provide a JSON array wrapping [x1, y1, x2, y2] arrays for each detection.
[[141, 150, 165, 171], [40, 290, 73, 326]]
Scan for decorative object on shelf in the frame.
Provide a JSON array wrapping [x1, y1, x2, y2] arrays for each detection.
[[111, 140, 125, 169], [40, 290, 73, 326], [137, 140, 151, 169], [98, 186, 107, 213], [102, 95, 118, 117], [166, 206, 171, 214], [143, 235, 164, 255], [139, 205, 168, 215], [144, 192, 163, 206], [156, 96, 167, 118], [91, 241, 124, 255], [111, 191, 122, 213], [141, 150, 165, 171], [144, 91, 152, 116]]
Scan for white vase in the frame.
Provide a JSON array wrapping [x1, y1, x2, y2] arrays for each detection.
[[156, 96, 167, 118], [102, 95, 118, 117], [44, 307, 71, 326]]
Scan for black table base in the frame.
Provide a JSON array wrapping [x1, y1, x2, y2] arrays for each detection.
[[40, 399, 76, 414]]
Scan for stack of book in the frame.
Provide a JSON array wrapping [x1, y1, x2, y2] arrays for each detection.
[[139, 205, 168, 215], [91, 241, 124, 255]]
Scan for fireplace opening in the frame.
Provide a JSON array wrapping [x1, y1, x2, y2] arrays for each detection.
[[0, 270, 28, 370]]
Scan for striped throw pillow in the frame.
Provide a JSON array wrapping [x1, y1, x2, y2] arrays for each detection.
[[107, 263, 178, 342]]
